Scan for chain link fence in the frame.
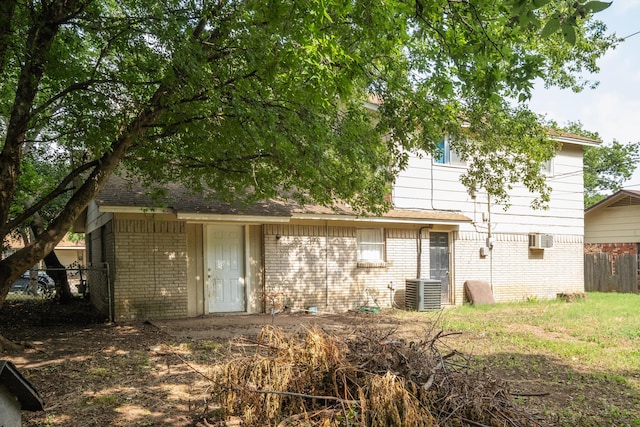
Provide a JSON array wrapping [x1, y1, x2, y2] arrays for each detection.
[[85, 263, 111, 321], [9, 263, 112, 320]]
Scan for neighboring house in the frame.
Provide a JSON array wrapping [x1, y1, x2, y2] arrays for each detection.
[[584, 189, 640, 292], [584, 189, 640, 252], [3, 236, 86, 268], [49, 236, 86, 268], [83, 132, 597, 321]]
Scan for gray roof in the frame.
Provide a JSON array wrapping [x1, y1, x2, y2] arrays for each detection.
[[96, 174, 472, 224], [0, 360, 44, 411]]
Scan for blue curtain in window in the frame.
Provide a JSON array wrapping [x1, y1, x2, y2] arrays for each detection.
[[434, 140, 448, 164]]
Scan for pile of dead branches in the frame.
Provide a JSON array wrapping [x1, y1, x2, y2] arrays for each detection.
[[211, 324, 547, 427]]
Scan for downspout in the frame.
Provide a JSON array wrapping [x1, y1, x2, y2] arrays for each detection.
[[261, 224, 266, 314], [325, 222, 329, 308], [106, 261, 112, 323], [429, 159, 442, 211], [417, 226, 431, 278], [487, 194, 494, 291]]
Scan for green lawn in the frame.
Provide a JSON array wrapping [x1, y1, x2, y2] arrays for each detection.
[[429, 293, 640, 426]]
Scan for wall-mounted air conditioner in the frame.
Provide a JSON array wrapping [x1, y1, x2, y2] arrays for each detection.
[[529, 233, 553, 249]]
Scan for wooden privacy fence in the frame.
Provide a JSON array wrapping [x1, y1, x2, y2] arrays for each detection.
[[584, 253, 639, 294]]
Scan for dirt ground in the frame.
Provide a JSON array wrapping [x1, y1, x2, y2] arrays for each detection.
[[1, 298, 637, 426], [0, 299, 425, 426]]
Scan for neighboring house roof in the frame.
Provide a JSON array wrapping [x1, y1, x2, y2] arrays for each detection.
[[0, 360, 44, 411], [585, 189, 640, 215], [96, 175, 471, 225]]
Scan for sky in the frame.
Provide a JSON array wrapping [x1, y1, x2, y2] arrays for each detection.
[[527, 1, 640, 189]]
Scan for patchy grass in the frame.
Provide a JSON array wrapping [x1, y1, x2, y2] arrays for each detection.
[[88, 394, 121, 406], [2, 293, 639, 426], [432, 293, 640, 426]]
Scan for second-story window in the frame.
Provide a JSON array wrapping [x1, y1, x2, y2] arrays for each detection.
[[542, 157, 554, 176], [434, 138, 464, 165]]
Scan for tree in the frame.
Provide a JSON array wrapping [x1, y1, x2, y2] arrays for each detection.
[[584, 141, 640, 207], [0, 0, 617, 306], [560, 122, 640, 207]]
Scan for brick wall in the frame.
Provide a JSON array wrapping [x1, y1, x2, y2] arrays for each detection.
[[104, 219, 584, 319], [263, 225, 424, 313], [584, 243, 638, 255], [454, 232, 585, 303], [112, 218, 188, 321]]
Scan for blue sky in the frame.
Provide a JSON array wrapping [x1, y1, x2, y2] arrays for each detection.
[[528, 1, 640, 189]]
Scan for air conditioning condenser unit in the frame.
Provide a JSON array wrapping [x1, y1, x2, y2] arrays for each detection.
[[405, 279, 442, 311]]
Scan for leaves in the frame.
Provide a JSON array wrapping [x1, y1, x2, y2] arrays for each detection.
[[541, 18, 561, 38], [562, 24, 577, 45], [562, 121, 639, 207], [0, 0, 619, 296], [533, 0, 552, 8], [585, 1, 613, 13], [535, 0, 611, 45]]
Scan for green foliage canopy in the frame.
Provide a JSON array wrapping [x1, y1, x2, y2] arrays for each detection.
[[558, 122, 640, 207], [0, 0, 617, 300], [584, 141, 640, 207]]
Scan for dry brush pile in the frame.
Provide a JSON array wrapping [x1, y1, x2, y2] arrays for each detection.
[[211, 324, 547, 427]]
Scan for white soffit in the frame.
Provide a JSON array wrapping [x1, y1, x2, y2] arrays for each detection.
[[176, 213, 291, 223], [551, 135, 600, 147], [290, 213, 468, 225], [98, 206, 174, 214]]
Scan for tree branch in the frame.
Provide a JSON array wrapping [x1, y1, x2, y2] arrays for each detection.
[[243, 387, 359, 405], [0, 0, 17, 73], [0, 0, 88, 228], [0, 160, 100, 237]]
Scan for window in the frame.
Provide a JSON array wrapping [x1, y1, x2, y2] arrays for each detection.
[[542, 157, 554, 176], [357, 229, 385, 265], [434, 138, 464, 165]]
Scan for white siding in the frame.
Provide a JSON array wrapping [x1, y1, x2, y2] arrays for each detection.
[[393, 153, 473, 212], [393, 142, 587, 303], [394, 144, 585, 236], [85, 201, 114, 234]]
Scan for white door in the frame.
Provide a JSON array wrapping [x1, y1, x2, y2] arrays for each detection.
[[206, 225, 245, 312]]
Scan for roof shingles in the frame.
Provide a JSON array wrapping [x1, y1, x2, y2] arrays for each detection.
[[96, 175, 471, 224]]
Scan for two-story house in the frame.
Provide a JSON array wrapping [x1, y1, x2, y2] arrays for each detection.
[[83, 132, 596, 321]]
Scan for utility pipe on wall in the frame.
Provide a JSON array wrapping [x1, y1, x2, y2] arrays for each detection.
[[417, 226, 431, 278], [325, 222, 329, 307]]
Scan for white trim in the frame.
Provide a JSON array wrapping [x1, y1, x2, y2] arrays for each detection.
[[98, 206, 469, 225], [98, 206, 174, 214], [550, 135, 600, 146], [290, 213, 469, 225], [176, 213, 290, 223], [244, 226, 252, 313]]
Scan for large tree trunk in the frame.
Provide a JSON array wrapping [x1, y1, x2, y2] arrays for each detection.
[[0, 1, 180, 308], [43, 251, 73, 302], [29, 210, 74, 302]]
